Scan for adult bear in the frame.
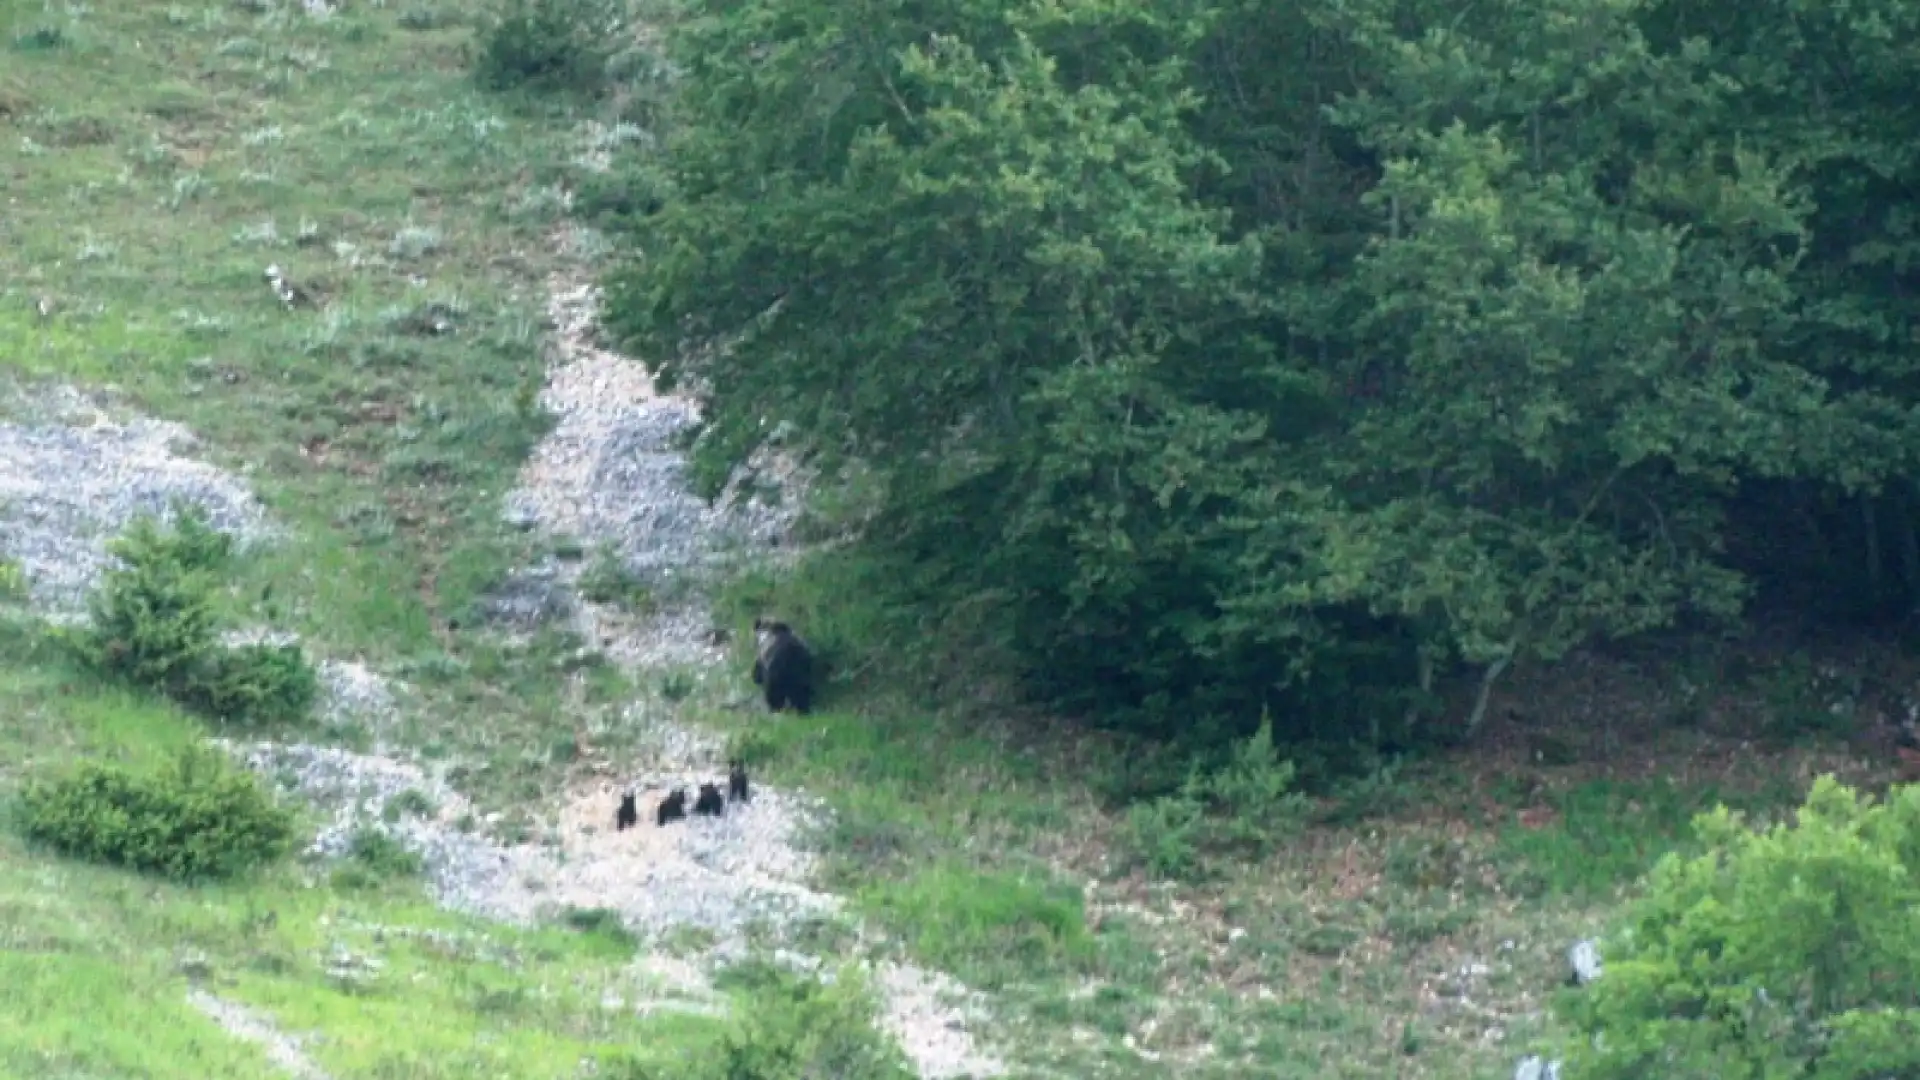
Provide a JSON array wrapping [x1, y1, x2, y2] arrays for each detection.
[[751, 617, 814, 714]]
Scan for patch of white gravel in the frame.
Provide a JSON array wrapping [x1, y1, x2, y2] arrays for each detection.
[[220, 736, 840, 943], [186, 989, 331, 1080], [0, 383, 276, 613], [227, 722, 1008, 1077], [315, 658, 403, 731], [874, 963, 1005, 1079], [500, 264, 800, 671], [483, 253, 1007, 1079]]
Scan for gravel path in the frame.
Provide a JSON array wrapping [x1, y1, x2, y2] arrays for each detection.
[[501, 262, 796, 671], [219, 736, 840, 943]]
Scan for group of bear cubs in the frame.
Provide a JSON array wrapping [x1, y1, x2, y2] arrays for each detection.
[[613, 617, 813, 832]]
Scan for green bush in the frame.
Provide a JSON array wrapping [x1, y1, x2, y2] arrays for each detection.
[[1556, 776, 1920, 1080], [473, 0, 624, 94], [1123, 792, 1207, 880], [175, 641, 320, 726], [18, 747, 296, 881], [66, 507, 318, 728], [71, 508, 228, 691], [331, 826, 424, 890], [612, 964, 913, 1080], [1120, 717, 1309, 880]]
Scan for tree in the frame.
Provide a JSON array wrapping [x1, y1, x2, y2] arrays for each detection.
[[601, 0, 1920, 751], [605, 0, 1301, 734]]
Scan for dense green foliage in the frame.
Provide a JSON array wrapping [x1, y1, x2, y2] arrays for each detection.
[[473, 0, 627, 94], [598, 0, 1920, 750], [18, 747, 297, 881], [1557, 777, 1920, 1078], [65, 507, 318, 727]]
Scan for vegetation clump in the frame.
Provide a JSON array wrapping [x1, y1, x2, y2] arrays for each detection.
[[64, 505, 317, 727], [1557, 777, 1920, 1079], [18, 747, 296, 881], [1121, 717, 1310, 879], [602, 0, 1920, 762], [474, 0, 627, 95]]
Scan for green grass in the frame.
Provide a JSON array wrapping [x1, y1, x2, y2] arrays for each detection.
[[0, 956, 284, 1078], [857, 862, 1097, 991], [0, 0, 622, 811], [1489, 775, 1800, 902], [0, 830, 723, 1078], [0, 603, 729, 1074]]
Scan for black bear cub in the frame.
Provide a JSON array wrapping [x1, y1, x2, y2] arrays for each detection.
[[727, 760, 750, 804], [656, 788, 688, 826], [751, 618, 815, 714], [692, 782, 726, 817], [615, 791, 639, 831]]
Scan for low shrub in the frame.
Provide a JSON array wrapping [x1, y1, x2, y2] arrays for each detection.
[[18, 747, 296, 880], [69, 507, 227, 691], [1556, 776, 1920, 1079], [332, 826, 424, 889], [175, 641, 320, 726], [473, 0, 625, 95], [1120, 716, 1309, 880], [64, 506, 318, 728]]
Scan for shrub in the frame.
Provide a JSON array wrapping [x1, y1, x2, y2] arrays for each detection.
[[175, 641, 320, 725], [351, 827, 422, 874], [65, 507, 318, 728], [70, 507, 227, 691], [473, 0, 625, 95], [1120, 716, 1309, 880], [1122, 792, 1207, 879], [18, 747, 296, 880], [1202, 715, 1311, 854], [1556, 776, 1920, 1080]]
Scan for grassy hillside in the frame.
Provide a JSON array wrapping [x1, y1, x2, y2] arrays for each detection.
[[0, 2, 720, 1075], [1, 4, 1911, 1080]]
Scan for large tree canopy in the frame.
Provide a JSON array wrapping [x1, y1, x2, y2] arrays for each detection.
[[603, 0, 1920, 750]]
